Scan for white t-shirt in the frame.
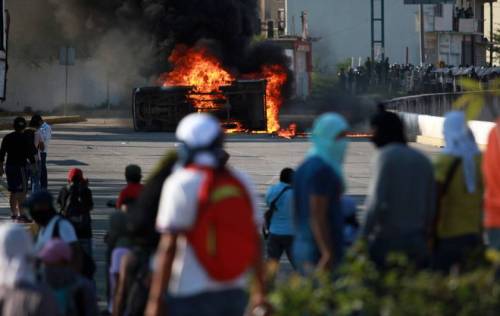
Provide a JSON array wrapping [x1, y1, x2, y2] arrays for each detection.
[[38, 123, 52, 153], [156, 165, 261, 297], [35, 215, 78, 252]]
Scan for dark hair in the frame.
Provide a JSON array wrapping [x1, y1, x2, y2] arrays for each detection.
[[280, 168, 294, 184], [370, 105, 407, 148], [29, 115, 43, 128], [13, 117, 27, 132], [125, 164, 142, 183]]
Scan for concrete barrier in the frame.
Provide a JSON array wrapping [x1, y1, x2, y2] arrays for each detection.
[[0, 115, 86, 130]]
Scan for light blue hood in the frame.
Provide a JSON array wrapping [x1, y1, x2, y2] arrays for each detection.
[[307, 113, 349, 185]]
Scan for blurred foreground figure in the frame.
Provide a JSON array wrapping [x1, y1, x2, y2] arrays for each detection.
[[112, 152, 178, 316], [293, 113, 349, 272], [0, 223, 58, 316], [362, 107, 435, 268], [146, 113, 267, 316], [432, 111, 483, 271], [38, 239, 98, 316], [483, 115, 500, 249]]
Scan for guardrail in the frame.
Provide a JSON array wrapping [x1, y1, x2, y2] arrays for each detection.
[[383, 90, 500, 122]]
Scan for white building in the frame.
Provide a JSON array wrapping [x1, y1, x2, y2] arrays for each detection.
[[286, 0, 422, 71], [424, 0, 492, 66], [286, 0, 492, 70]]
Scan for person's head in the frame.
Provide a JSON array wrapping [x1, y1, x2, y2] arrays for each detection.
[[443, 111, 478, 150], [370, 105, 407, 148], [309, 113, 349, 169], [13, 117, 26, 133], [38, 238, 72, 267], [27, 191, 57, 226], [29, 115, 43, 129], [125, 164, 142, 184], [0, 223, 35, 286], [67, 168, 84, 184], [176, 113, 225, 168], [279, 168, 294, 184]]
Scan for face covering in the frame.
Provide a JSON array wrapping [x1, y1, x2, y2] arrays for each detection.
[[308, 113, 349, 183], [442, 111, 480, 193]]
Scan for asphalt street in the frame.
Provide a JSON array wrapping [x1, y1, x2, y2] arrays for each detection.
[[0, 119, 440, 304]]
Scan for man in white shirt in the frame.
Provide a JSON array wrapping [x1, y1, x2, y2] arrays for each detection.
[[146, 113, 268, 316], [34, 115, 52, 189]]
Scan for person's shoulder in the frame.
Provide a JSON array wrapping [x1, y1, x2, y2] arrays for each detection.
[[298, 156, 334, 176], [167, 166, 205, 186]]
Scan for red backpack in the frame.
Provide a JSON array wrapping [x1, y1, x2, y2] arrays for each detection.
[[186, 166, 259, 281]]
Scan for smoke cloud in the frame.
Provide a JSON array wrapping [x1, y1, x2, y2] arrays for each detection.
[[5, 0, 290, 110]]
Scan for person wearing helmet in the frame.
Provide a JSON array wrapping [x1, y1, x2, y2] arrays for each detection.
[[0, 117, 37, 222], [146, 113, 267, 316]]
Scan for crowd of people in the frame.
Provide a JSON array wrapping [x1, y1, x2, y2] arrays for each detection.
[[337, 58, 500, 97], [0, 106, 498, 315]]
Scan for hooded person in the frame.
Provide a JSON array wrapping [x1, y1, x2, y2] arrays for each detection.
[[483, 114, 500, 249], [0, 223, 59, 316], [146, 113, 268, 316], [362, 107, 436, 268], [432, 111, 483, 271], [38, 239, 98, 316], [292, 113, 349, 273]]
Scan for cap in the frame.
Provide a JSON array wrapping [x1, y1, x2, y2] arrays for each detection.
[[13, 117, 27, 131], [67, 168, 83, 182], [176, 113, 222, 148], [38, 238, 72, 264]]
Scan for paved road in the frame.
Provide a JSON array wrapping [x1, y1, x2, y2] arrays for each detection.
[[0, 120, 440, 304]]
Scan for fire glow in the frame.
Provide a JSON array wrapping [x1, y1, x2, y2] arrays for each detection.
[[160, 45, 291, 135]]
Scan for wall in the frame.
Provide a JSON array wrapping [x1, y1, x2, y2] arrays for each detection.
[[384, 91, 499, 145], [287, 0, 421, 71]]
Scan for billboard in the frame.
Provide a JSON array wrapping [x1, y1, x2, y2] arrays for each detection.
[[404, 0, 455, 3]]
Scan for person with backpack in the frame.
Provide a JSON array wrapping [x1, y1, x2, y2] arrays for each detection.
[[28, 191, 93, 280], [293, 113, 349, 273], [264, 168, 295, 267], [0, 117, 37, 223], [57, 168, 94, 257], [38, 238, 98, 316], [0, 223, 59, 316], [432, 111, 483, 271], [145, 113, 267, 316]]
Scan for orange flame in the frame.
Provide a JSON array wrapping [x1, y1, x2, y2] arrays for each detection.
[[277, 123, 297, 139], [257, 65, 288, 133], [160, 45, 289, 133], [160, 45, 234, 109]]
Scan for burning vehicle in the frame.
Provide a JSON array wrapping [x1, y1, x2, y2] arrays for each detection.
[[132, 45, 289, 134]]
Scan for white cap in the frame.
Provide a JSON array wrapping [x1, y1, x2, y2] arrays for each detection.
[[176, 113, 222, 148]]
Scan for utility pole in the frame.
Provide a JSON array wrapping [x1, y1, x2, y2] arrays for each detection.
[[371, 0, 385, 61], [419, 4, 425, 66], [490, 0, 494, 66]]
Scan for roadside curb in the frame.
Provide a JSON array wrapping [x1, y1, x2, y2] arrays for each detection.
[[0, 115, 86, 130], [416, 135, 486, 150]]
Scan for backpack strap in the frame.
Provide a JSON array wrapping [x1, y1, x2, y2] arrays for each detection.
[[442, 158, 461, 196], [270, 186, 291, 211], [52, 217, 62, 239]]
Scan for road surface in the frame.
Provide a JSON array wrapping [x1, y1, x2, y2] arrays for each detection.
[[0, 119, 440, 305]]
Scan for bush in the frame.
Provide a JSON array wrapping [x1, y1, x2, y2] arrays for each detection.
[[270, 244, 500, 316]]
